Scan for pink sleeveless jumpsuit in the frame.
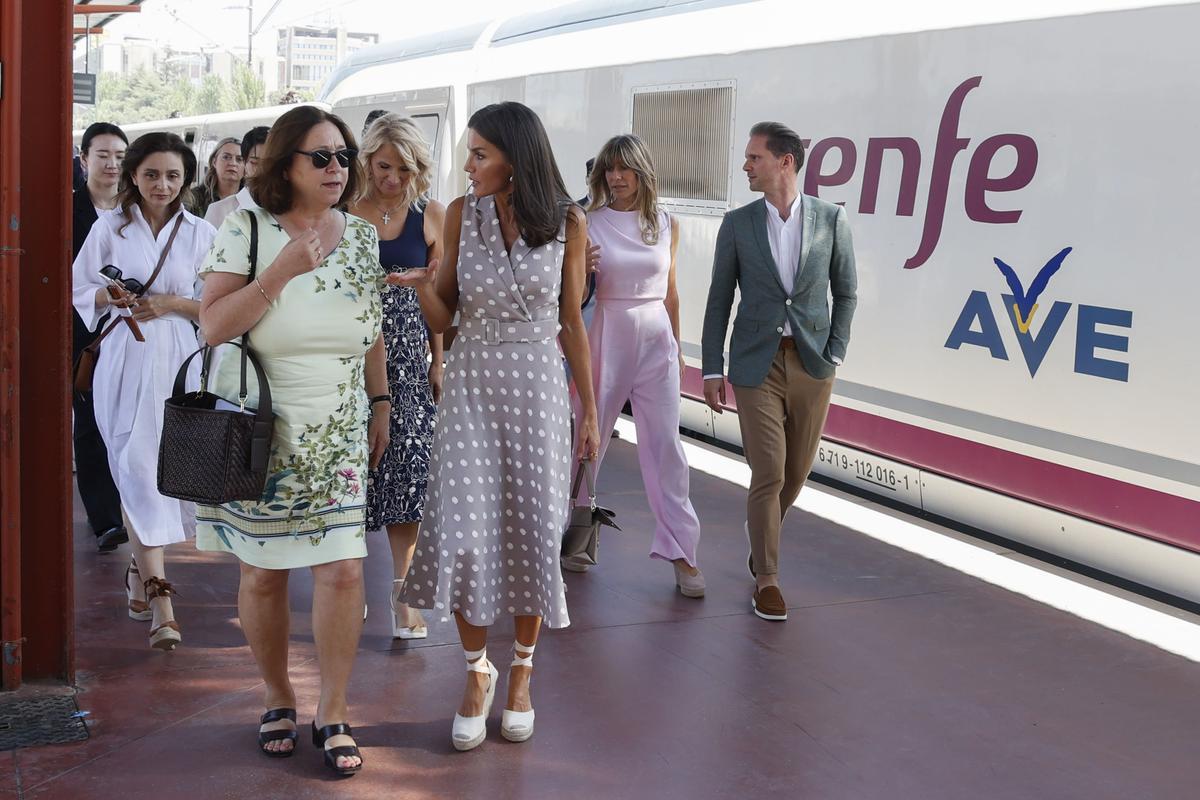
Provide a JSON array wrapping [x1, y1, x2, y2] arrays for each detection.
[[572, 206, 701, 567]]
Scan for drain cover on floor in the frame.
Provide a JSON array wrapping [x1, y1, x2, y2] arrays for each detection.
[[0, 694, 89, 751]]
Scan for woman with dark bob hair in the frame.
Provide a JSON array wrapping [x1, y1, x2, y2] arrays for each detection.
[[72, 132, 216, 651], [394, 101, 600, 750], [72, 121, 129, 554], [196, 105, 389, 777]]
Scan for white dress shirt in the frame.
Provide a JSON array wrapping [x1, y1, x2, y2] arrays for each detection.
[[765, 193, 804, 335], [204, 186, 259, 230]]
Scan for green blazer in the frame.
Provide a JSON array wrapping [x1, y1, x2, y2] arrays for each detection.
[[701, 195, 857, 386]]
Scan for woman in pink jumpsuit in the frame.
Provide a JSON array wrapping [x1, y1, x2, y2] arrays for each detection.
[[569, 134, 705, 597]]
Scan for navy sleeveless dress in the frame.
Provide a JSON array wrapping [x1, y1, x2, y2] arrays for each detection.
[[366, 206, 437, 529]]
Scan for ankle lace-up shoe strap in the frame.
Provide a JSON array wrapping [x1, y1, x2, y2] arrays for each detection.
[[143, 577, 179, 600], [464, 647, 491, 673], [511, 643, 535, 668]]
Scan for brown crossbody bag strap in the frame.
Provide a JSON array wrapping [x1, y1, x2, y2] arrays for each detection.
[[74, 214, 186, 393]]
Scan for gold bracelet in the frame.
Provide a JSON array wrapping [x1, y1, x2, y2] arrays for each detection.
[[254, 277, 273, 306]]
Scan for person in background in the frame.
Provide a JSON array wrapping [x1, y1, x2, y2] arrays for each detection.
[[701, 122, 857, 622], [72, 122, 129, 554], [196, 106, 387, 777], [347, 113, 445, 640], [394, 101, 600, 750], [73, 144, 86, 191], [72, 132, 216, 650], [193, 136, 243, 217], [362, 108, 389, 135], [564, 134, 705, 597], [204, 126, 269, 229]]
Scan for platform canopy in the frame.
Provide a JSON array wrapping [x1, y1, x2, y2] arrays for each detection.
[[73, 0, 147, 41]]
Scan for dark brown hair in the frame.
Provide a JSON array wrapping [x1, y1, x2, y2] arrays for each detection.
[[467, 102, 571, 248], [249, 106, 362, 214], [750, 121, 806, 173], [115, 132, 196, 237]]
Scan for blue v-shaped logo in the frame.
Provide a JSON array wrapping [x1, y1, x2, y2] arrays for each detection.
[[992, 246, 1072, 332]]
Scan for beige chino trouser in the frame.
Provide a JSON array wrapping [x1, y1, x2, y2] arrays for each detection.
[[732, 343, 834, 576]]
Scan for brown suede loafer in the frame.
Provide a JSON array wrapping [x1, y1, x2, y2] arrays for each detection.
[[752, 585, 788, 621]]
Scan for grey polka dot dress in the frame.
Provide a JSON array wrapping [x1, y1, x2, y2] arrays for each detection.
[[403, 192, 572, 628]]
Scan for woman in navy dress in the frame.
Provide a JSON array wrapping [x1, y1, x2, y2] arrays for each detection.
[[348, 113, 445, 639]]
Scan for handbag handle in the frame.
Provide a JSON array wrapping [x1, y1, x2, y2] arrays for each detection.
[[195, 209, 262, 408], [570, 459, 597, 510], [172, 341, 274, 468], [172, 209, 274, 467]]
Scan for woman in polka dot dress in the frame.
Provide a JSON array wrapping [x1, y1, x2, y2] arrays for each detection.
[[390, 102, 599, 751]]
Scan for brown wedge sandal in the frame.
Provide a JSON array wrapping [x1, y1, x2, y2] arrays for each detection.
[[125, 560, 152, 621], [144, 576, 182, 651]]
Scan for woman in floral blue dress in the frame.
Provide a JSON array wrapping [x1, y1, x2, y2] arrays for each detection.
[[349, 113, 445, 640]]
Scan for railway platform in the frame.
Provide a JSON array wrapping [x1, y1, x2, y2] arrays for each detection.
[[3, 426, 1199, 800]]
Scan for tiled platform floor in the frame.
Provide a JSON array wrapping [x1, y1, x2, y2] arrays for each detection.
[[4, 437, 1200, 799]]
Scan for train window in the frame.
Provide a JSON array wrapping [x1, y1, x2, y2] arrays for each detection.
[[411, 114, 440, 156], [632, 81, 734, 212]]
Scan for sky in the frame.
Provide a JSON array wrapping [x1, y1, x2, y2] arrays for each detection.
[[76, 0, 572, 59]]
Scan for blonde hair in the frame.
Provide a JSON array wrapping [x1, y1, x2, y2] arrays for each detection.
[[588, 134, 662, 245], [356, 113, 433, 210], [202, 137, 241, 201]]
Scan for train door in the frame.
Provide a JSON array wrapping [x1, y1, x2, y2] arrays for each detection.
[[331, 87, 450, 199]]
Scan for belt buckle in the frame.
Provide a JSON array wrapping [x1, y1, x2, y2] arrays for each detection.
[[483, 318, 501, 345]]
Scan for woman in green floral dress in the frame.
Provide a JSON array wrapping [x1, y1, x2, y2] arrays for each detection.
[[196, 107, 388, 777]]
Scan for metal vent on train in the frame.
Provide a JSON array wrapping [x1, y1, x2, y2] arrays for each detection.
[[632, 83, 734, 210]]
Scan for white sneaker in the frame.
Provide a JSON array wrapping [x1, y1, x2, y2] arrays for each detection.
[[501, 643, 536, 743], [452, 647, 497, 751]]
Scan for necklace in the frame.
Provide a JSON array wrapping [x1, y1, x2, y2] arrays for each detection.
[[377, 201, 403, 226]]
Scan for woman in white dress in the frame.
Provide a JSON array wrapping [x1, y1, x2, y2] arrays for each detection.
[[72, 132, 217, 651]]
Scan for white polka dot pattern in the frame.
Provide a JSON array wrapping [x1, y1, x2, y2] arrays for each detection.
[[402, 192, 572, 629]]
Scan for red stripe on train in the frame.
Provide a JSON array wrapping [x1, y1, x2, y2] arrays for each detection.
[[680, 367, 1200, 553]]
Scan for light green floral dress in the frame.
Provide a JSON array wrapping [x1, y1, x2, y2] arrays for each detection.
[[195, 208, 384, 569]]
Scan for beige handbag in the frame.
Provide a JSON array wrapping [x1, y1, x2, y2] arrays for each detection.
[[560, 459, 620, 566]]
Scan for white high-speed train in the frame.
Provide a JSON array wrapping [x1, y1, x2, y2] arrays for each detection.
[[77, 0, 1200, 602]]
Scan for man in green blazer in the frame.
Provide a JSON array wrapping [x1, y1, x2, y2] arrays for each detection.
[[702, 122, 857, 621]]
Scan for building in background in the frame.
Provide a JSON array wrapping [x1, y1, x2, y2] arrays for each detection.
[[277, 25, 377, 93], [74, 35, 278, 92]]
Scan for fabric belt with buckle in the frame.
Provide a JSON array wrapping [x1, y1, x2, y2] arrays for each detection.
[[458, 317, 560, 345]]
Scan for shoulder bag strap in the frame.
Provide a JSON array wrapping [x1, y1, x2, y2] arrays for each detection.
[[83, 213, 187, 353], [138, 214, 185, 297], [237, 211, 260, 406]]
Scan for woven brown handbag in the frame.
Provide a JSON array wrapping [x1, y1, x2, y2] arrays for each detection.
[[560, 459, 620, 567], [157, 211, 275, 504]]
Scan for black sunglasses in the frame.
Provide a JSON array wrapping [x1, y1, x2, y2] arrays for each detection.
[[294, 148, 357, 169], [99, 264, 145, 295]]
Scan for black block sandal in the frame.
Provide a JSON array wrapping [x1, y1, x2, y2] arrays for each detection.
[[258, 708, 298, 758], [311, 721, 363, 777]]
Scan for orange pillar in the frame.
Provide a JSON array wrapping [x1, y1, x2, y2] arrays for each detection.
[[0, 0, 75, 689]]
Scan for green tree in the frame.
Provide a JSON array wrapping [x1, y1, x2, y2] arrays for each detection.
[[77, 68, 175, 128], [230, 62, 265, 110], [192, 74, 232, 116], [165, 77, 196, 120]]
